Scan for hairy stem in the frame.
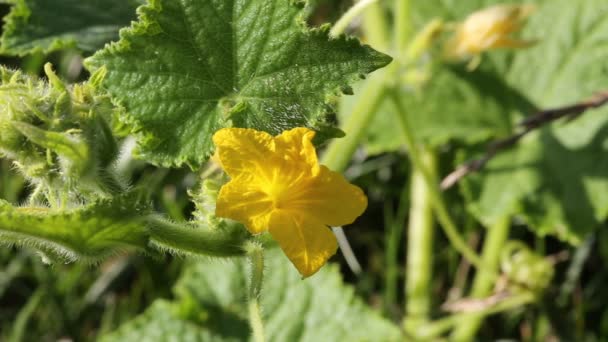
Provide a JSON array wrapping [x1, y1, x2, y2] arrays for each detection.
[[451, 215, 511, 341], [147, 217, 247, 257], [246, 242, 266, 342], [404, 148, 436, 330]]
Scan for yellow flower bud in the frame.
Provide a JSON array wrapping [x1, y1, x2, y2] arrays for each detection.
[[445, 4, 535, 69]]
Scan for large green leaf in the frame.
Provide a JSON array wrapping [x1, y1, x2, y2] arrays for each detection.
[[467, 114, 608, 244], [102, 248, 402, 341], [99, 301, 232, 342], [0, 0, 140, 55], [85, 0, 392, 167], [362, 0, 608, 242], [463, 0, 608, 243]]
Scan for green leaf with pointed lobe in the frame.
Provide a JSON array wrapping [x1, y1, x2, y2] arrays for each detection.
[[102, 248, 402, 341], [85, 0, 392, 167], [0, 0, 140, 55]]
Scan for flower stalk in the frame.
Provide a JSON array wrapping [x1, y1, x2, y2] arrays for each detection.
[[147, 217, 247, 257], [246, 242, 266, 342]]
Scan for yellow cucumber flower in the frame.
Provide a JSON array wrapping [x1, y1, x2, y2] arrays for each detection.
[[213, 127, 367, 277], [445, 4, 535, 69]]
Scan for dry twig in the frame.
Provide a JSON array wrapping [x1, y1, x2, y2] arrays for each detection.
[[441, 91, 608, 190]]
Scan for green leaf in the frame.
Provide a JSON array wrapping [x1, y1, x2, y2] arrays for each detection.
[[0, 194, 150, 262], [99, 301, 232, 342], [341, 64, 532, 155], [85, 0, 392, 167], [391, 0, 608, 242], [456, 0, 608, 243], [178, 248, 401, 341], [466, 108, 608, 246], [103, 248, 402, 341], [0, 0, 140, 55]]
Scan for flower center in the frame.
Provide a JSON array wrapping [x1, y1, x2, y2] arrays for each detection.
[[264, 171, 304, 211]]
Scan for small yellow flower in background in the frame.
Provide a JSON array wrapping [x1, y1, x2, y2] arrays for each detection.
[[444, 4, 535, 70], [213, 127, 367, 277]]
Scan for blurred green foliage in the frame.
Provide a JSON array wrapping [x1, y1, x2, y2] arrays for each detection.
[[1, 0, 608, 341]]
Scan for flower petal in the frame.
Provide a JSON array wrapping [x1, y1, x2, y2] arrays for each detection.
[[212, 128, 275, 177], [274, 127, 319, 175], [216, 175, 273, 234], [290, 165, 367, 227], [268, 210, 338, 277]]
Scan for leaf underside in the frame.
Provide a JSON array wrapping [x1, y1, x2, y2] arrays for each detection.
[[85, 0, 392, 167]]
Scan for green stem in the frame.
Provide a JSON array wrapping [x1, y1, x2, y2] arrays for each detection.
[[405, 19, 444, 61], [394, 0, 412, 52], [330, 0, 380, 38], [404, 148, 436, 330], [246, 242, 266, 342], [388, 90, 486, 271], [321, 76, 386, 172], [362, 1, 390, 52], [148, 217, 247, 257], [451, 216, 512, 341]]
